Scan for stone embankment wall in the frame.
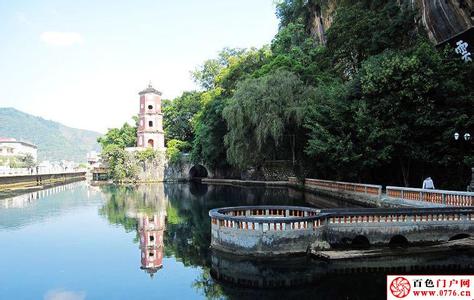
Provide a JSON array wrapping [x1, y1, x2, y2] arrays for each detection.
[[288, 177, 383, 207], [240, 161, 295, 181], [210, 206, 321, 256], [210, 206, 474, 256], [0, 172, 86, 190], [119, 151, 191, 182], [137, 152, 166, 182]]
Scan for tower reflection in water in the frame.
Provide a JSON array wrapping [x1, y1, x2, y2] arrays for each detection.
[[98, 184, 168, 278], [139, 211, 165, 277], [132, 185, 168, 277]]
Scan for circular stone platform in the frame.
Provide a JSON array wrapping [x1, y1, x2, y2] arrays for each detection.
[[209, 206, 322, 256]]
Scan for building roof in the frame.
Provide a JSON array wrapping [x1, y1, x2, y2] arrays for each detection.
[[0, 138, 37, 149], [140, 265, 163, 277], [0, 138, 16, 142], [138, 82, 162, 96]]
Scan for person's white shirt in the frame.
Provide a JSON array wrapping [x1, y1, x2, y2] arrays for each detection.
[[422, 177, 435, 189]]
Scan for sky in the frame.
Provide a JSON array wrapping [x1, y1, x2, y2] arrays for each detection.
[[0, 0, 279, 133]]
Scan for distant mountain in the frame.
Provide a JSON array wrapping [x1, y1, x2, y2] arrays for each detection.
[[0, 107, 101, 162]]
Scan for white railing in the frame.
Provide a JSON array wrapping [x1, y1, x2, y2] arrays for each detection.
[[304, 178, 382, 196], [386, 186, 474, 206]]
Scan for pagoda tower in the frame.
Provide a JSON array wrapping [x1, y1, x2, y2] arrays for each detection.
[[139, 213, 165, 277], [137, 82, 165, 150]]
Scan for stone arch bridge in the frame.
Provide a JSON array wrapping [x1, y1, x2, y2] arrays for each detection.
[[165, 154, 211, 181]]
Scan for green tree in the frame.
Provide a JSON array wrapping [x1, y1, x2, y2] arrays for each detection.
[[166, 139, 192, 165], [217, 46, 271, 94], [190, 48, 270, 169], [326, 1, 417, 78], [304, 79, 391, 180], [101, 144, 138, 181], [163, 91, 202, 143], [135, 148, 156, 163], [358, 42, 473, 187], [223, 69, 309, 169], [191, 48, 246, 90], [20, 154, 36, 168], [97, 122, 137, 149], [191, 95, 229, 169], [97, 118, 139, 181]]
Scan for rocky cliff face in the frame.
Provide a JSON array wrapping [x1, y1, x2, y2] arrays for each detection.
[[306, 0, 473, 45], [414, 0, 473, 43]]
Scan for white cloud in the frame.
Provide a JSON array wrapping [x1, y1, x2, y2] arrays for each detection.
[[40, 32, 84, 47], [44, 289, 86, 300]]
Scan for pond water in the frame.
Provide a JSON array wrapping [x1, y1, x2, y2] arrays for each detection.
[[0, 182, 472, 300]]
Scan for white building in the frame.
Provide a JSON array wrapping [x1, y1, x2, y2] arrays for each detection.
[[0, 138, 37, 162], [87, 151, 100, 166]]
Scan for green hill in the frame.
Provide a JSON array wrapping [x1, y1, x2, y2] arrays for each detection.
[[0, 107, 101, 162]]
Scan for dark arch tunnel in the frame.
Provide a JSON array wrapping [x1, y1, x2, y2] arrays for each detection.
[[389, 235, 409, 248], [449, 233, 470, 241], [189, 164, 208, 179], [351, 235, 370, 249]]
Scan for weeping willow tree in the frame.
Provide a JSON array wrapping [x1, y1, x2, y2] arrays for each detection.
[[223, 69, 310, 169]]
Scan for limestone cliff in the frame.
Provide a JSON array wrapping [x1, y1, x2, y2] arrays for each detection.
[[305, 0, 473, 45], [414, 0, 473, 43]]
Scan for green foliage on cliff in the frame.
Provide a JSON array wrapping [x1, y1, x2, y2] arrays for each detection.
[[326, 2, 418, 77], [191, 94, 229, 169], [163, 91, 203, 143], [166, 0, 473, 188], [223, 69, 309, 169], [166, 139, 191, 165]]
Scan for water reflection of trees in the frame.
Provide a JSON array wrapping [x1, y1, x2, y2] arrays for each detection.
[[99, 185, 140, 233], [162, 183, 307, 266], [98, 183, 308, 298], [97, 183, 473, 299], [163, 183, 309, 299]]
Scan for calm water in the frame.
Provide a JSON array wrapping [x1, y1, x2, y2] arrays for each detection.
[[0, 182, 472, 300]]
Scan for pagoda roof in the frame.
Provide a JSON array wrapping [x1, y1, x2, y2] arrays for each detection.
[[139, 82, 162, 96]]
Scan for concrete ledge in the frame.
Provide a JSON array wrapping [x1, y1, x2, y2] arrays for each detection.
[[210, 206, 321, 256], [304, 185, 381, 207], [210, 205, 474, 256], [380, 196, 447, 208], [0, 172, 86, 191], [201, 178, 290, 187]]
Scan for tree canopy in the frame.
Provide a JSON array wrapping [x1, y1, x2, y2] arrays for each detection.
[[99, 0, 473, 189]]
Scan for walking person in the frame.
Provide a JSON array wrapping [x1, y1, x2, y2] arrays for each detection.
[[422, 177, 435, 189]]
